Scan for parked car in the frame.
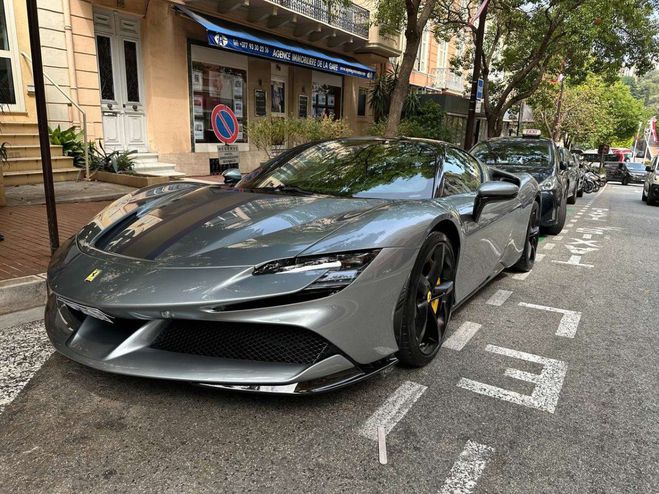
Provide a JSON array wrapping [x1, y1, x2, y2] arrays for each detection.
[[45, 138, 541, 394], [558, 147, 581, 203], [622, 161, 648, 184], [471, 132, 568, 234], [642, 155, 659, 204]]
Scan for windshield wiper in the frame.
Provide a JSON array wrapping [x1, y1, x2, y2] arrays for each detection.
[[249, 185, 318, 195]]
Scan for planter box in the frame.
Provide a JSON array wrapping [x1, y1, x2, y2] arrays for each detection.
[[94, 171, 171, 188]]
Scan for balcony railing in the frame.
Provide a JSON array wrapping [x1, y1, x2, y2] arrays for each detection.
[[268, 0, 370, 38], [432, 68, 466, 94]]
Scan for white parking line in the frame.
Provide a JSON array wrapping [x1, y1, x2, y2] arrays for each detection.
[[457, 345, 568, 413], [554, 236, 563, 241], [359, 381, 427, 441], [543, 243, 555, 250], [583, 233, 592, 239], [486, 290, 512, 306], [552, 256, 594, 268], [510, 271, 531, 280], [444, 322, 483, 351], [535, 253, 546, 261], [518, 302, 582, 337], [439, 440, 495, 494]]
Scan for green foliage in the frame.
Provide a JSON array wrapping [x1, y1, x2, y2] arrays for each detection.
[[623, 70, 659, 117], [48, 125, 87, 168], [369, 66, 397, 122], [370, 100, 450, 141], [247, 117, 352, 158], [530, 75, 648, 147], [88, 142, 136, 173]]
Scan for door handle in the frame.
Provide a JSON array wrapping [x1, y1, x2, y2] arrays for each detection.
[[107, 103, 113, 110], [132, 104, 138, 111]]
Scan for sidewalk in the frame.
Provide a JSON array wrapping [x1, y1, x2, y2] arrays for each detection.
[[0, 201, 109, 280]]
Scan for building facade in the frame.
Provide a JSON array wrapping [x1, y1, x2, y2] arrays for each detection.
[[1, 0, 399, 181]]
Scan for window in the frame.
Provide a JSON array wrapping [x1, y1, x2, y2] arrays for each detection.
[[357, 87, 367, 117], [436, 40, 448, 68], [271, 80, 285, 115], [312, 83, 341, 119], [96, 35, 115, 101], [0, 0, 23, 110], [415, 30, 430, 73], [442, 148, 482, 196], [191, 61, 247, 144]]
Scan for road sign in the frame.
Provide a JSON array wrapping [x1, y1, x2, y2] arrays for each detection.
[[476, 78, 484, 101], [218, 144, 240, 166], [211, 104, 239, 144]]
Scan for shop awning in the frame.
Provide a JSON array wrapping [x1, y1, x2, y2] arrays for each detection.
[[175, 5, 375, 80]]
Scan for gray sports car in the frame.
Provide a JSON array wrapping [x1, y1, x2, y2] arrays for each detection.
[[45, 138, 540, 393]]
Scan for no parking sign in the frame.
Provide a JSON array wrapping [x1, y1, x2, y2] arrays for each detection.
[[211, 104, 239, 144]]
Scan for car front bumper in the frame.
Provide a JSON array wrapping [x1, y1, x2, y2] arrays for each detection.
[[45, 242, 416, 393]]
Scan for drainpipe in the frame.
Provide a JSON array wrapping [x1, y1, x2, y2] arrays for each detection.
[[62, 0, 80, 128]]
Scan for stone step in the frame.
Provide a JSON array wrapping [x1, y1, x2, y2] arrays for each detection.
[[3, 167, 81, 186], [4, 144, 65, 158], [0, 122, 39, 134], [133, 169, 187, 177], [2, 156, 75, 172], [0, 134, 41, 146]]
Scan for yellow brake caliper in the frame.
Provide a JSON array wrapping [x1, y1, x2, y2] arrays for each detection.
[[430, 278, 441, 313]]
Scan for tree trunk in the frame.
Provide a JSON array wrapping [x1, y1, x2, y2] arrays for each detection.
[[384, 44, 419, 137], [487, 112, 504, 138]]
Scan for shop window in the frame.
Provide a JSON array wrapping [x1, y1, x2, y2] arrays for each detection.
[[191, 61, 247, 144], [0, 0, 23, 110], [271, 80, 285, 115], [357, 87, 367, 117], [312, 83, 341, 119]]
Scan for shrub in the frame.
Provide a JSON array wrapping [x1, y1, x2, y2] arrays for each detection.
[[89, 142, 136, 173], [369, 100, 450, 141], [49, 125, 87, 168]]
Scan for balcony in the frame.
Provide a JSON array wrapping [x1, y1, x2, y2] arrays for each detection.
[[432, 68, 466, 94], [268, 0, 369, 39]]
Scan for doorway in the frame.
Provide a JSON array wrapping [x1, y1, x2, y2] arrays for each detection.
[[94, 10, 147, 152]]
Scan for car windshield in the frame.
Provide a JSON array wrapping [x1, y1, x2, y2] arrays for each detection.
[[239, 139, 439, 199], [471, 140, 552, 170], [626, 162, 645, 171]]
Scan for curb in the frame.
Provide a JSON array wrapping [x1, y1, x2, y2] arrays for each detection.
[[0, 274, 47, 315]]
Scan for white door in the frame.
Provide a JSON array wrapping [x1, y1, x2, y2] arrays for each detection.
[[94, 11, 147, 152]]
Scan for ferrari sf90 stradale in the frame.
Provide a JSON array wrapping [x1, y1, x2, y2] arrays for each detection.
[[46, 138, 539, 393]]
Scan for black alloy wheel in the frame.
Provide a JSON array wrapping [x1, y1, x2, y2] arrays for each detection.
[[513, 201, 540, 272], [396, 232, 456, 367]]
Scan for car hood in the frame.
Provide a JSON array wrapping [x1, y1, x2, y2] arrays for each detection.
[[77, 184, 389, 267], [489, 165, 553, 184]]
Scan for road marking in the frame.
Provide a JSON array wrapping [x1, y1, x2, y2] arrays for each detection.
[[543, 243, 555, 250], [359, 381, 427, 440], [561, 229, 570, 234], [552, 256, 594, 268], [0, 320, 52, 415], [457, 345, 568, 413], [510, 271, 531, 280], [518, 302, 582, 337], [582, 233, 592, 239], [439, 440, 495, 494], [535, 253, 546, 261], [486, 290, 512, 306], [377, 426, 387, 465], [444, 322, 483, 351], [554, 235, 563, 240]]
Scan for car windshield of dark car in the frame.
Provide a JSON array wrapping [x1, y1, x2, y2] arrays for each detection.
[[471, 141, 552, 173], [240, 140, 438, 199], [626, 162, 645, 171]]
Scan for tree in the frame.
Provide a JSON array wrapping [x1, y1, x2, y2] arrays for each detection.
[[448, 0, 659, 138]]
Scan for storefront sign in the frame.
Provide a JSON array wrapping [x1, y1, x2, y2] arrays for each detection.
[[174, 7, 375, 81], [218, 144, 240, 166], [255, 89, 267, 117], [298, 95, 308, 118], [211, 104, 239, 144]]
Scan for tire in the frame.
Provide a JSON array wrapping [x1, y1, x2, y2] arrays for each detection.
[[396, 232, 456, 367], [512, 201, 540, 272], [543, 194, 566, 235], [577, 185, 584, 198], [567, 185, 576, 204], [584, 181, 594, 194], [642, 190, 647, 202], [622, 177, 629, 186]]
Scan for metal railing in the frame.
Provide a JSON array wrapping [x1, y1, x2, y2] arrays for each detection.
[[21, 51, 90, 180], [268, 0, 369, 38], [432, 68, 466, 94]]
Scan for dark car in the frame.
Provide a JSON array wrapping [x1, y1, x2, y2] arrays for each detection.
[[642, 155, 659, 204], [471, 135, 568, 234], [622, 161, 648, 184], [558, 147, 581, 203]]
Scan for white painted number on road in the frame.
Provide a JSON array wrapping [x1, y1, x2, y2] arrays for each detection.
[[518, 302, 581, 337], [457, 345, 568, 413], [359, 381, 427, 441], [439, 440, 495, 494]]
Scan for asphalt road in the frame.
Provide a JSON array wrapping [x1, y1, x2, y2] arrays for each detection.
[[0, 183, 657, 493]]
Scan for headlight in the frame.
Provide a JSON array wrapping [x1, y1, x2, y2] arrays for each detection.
[[540, 176, 559, 191], [654, 175, 659, 182], [253, 250, 380, 290]]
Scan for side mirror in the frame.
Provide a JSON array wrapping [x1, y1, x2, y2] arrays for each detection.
[[473, 181, 519, 221], [222, 168, 242, 186], [559, 162, 568, 171], [646, 166, 652, 172]]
